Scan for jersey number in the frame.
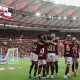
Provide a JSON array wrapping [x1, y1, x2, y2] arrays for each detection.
[[66, 45, 70, 51], [48, 45, 55, 51], [40, 48, 44, 54]]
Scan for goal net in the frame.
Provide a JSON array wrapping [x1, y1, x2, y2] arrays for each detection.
[[0, 48, 19, 64]]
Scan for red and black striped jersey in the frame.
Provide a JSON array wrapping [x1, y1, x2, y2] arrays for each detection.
[[63, 40, 74, 57], [35, 42, 48, 59], [47, 40, 58, 55]]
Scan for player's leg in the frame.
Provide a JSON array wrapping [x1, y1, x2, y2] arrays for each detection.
[[46, 53, 51, 78], [76, 59, 79, 70], [51, 62, 55, 78], [50, 53, 56, 78], [38, 65, 42, 79], [55, 55, 59, 77], [64, 57, 72, 79], [38, 60, 42, 78], [46, 62, 49, 75], [43, 64, 47, 77], [72, 58, 78, 77], [72, 61, 76, 77], [64, 64, 70, 76], [55, 61, 58, 77], [46, 62, 50, 78], [42, 60, 47, 78], [29, 60, 34, 78], [74, 59, 79, 77], [72, 61, 74, 72], [34, 61, 38, 78]]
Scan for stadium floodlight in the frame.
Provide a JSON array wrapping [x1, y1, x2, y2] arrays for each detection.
[[64, 16, 67, 20], [58, 16, 61, 20], [35, 12, 41, 17], [73, 17, 76, 20]]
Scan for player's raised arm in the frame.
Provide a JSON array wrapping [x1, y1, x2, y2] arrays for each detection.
[[49, 33, 57, 46]]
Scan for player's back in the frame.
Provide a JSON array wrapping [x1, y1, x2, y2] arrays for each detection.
[[63, 40, 74, 57], [36, 43, 47, 60]]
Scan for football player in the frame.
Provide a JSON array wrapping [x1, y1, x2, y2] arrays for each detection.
[[54, 37, 60, 78], [29, 43, 38, 78], [46, 34, 58, 78], [72, 37, 80, 77], [63, 35, 74, 79], [35, 34, 48, 79]]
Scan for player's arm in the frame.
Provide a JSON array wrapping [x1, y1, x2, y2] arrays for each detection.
[[49, 41, 57, 46], [41, 39, 52, 45], [78, 44, 80, 55], [37, 41, 44, 46], [59, 43, 64, 56], [33, 39, 44, 46], [77, 42, 80, 53]]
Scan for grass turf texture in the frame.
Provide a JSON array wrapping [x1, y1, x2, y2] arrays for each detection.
[[0, 58, 80, 80]]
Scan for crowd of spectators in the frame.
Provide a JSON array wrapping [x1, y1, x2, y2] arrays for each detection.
[[0, 38, 34, 58]]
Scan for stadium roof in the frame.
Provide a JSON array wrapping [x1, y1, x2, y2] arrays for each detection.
[[0, 0, 80, 30]]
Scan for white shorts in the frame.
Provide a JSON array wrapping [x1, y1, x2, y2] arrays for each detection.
[[47, 53, 56, 62], [30, 52, 38, 61], [65, 57, 73, 64], [38, 59, 47, 65]]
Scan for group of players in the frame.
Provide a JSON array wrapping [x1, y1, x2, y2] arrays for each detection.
[[29, 33, 80, 79]]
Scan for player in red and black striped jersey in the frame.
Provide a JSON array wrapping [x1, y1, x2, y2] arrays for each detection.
[[46, 34, 58, 78], [63, 35, 75, 79], [35, 34, 48, 79], [72, 37, 80, 77], [54, 37, 60, 78], [29, 43, 38, 78]]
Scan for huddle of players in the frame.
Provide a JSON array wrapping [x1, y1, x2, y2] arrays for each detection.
[[29, 34, 80, 79]]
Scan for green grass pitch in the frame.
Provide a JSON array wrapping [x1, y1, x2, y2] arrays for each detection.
[[0, 58, 80, 80]]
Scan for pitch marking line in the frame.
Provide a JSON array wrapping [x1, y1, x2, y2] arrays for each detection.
[[0, 67, 22, 71]]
